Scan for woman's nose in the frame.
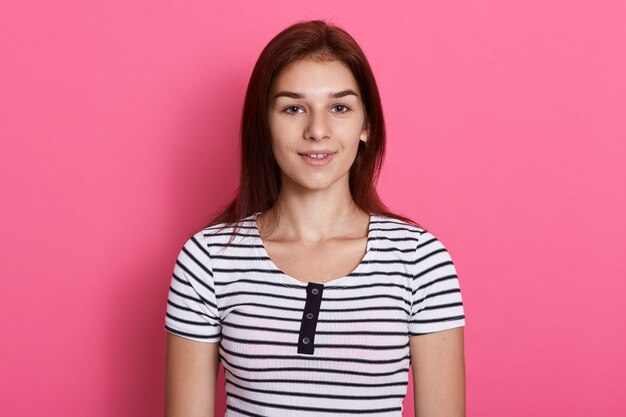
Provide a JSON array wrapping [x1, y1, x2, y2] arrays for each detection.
[[304, 110, 330, 141]]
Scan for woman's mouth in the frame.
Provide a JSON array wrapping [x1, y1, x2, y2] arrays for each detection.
[[298, 152, 335, 166]]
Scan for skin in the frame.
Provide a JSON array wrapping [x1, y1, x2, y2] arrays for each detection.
[[164, 57, 466, 417], [255, 57, 372, 283], [410, 327, 466, 417], [165, 334, 219, 417], [267, 58, 368, 200]]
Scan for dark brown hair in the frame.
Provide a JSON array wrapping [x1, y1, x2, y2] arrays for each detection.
[[204, 19, 420, 242]]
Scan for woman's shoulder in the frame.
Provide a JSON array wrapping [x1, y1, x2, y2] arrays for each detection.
[[371, 215, 459, 278], [370, 213, 428, 253], [372, 213, 427, 235], [188, 214, 257, 249]]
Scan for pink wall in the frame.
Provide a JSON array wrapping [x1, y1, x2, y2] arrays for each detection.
[[1, 1, 625, 416]]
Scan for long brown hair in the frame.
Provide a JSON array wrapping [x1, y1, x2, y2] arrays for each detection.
[[203, 19, 420, 242]]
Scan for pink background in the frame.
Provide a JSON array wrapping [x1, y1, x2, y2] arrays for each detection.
[[1, 1, 625, 416]]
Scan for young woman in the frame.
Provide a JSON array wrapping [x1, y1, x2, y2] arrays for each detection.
[[165, 19, 466, 417]]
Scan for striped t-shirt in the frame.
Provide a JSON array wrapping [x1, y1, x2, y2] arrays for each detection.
[[164, 211, 466, 416]]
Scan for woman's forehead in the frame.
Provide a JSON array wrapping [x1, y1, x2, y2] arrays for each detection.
[[271, 59, 360, 96]]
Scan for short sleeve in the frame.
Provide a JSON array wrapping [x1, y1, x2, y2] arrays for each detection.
[[164, 230, 222, 343], [409, 230, 466, 335]]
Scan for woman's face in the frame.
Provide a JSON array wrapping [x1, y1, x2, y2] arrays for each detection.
[[267, 58, 369, 193]]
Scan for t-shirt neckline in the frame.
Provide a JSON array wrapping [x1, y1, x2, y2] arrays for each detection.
[[249, 211, 375, 286]]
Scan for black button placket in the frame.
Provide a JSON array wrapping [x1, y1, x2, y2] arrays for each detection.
[[297, 282, 324, 354]]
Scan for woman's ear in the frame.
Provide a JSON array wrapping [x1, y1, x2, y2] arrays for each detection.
[[360, 126, 369, 144]]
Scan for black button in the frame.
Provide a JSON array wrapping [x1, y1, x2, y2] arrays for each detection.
[[302, 337, 310, 344], [311, 288, 319, 295], [306, 313, 314, 319]]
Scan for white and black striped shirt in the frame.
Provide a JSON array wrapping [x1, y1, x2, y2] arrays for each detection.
[[164, 211, 466, 416]]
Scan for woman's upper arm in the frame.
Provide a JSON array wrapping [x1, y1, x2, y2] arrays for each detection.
[[408, 229, 467, 416], [163, 232, 222, 416], [409, 327, 466, 417], [165, 333, 220, 417]]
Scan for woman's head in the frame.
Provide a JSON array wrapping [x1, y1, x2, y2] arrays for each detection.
[[241, 19, 386, 207], [208, 19, 418, 234]]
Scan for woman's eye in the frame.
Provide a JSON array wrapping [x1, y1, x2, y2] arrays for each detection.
[[284, 106, 302, 114], [333, 104, 350, 113]]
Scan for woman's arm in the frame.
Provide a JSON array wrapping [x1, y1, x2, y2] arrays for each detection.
[[409, 327, 466, 417], [165, 333, 220, 417]]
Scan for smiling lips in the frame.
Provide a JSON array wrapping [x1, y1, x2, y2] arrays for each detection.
[[299, 149, 336, 156], [298, 151, 336, 165]]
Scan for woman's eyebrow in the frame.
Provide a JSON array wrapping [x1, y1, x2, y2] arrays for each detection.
[[272, 89, 358, 100]]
